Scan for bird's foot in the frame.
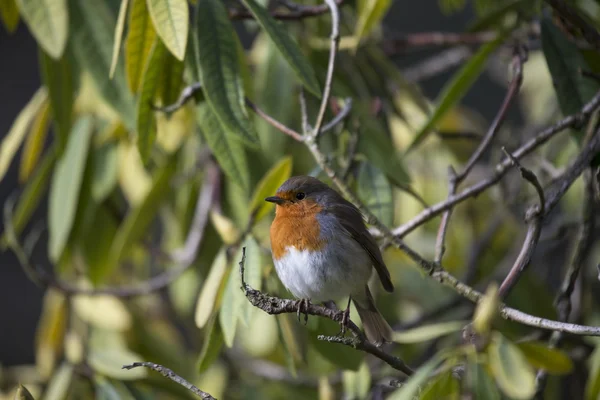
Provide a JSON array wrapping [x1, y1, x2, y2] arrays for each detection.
[[336, 298, 352, 337], [296, 298, 310, 325]]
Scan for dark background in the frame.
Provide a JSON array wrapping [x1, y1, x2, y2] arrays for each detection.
[[0, 1, 505, 366]]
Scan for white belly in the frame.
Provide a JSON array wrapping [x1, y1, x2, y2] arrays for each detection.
[[273, 235, 372, 302]]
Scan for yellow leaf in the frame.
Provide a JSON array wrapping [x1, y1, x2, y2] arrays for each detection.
[[209, 210, 240, 245], [195, 248, 230, 328], [248, 156, 293, 222], [35, 288, 67, 379], [109, 0, 130, 78], [117, 140, 151, 206], [125, 0, 156, 93], [0, 0, 19, 33], [146, 0, 188, 60], [72, 294, 132, 331], [19, 98, 51, 182]]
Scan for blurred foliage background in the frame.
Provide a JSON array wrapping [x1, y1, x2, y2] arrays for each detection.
[[1, 0, 600, 398]]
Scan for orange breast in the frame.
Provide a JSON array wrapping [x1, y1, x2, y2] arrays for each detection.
[[270, 200, 327, 259]]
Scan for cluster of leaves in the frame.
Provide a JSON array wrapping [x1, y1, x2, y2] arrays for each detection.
[[1, 0, 600, 399]]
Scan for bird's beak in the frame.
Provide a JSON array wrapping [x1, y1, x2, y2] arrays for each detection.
[[265, 196, 285, 205]]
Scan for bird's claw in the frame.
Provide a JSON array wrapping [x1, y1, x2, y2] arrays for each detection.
[[336, 305, 351, 337], [296, 298, 310, 325]]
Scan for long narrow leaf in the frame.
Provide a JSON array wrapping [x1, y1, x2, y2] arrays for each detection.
[[16, 0, 68, 59], [125, 0, 156, 93], [109, 0, 130, 78], [146, 0, 188, 61], [0, 0, 20, 33]]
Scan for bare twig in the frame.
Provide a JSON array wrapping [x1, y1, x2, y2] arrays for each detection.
[[321, 98, 353, 134], [238, 248, 414, 376], [311, 0, 340, 139], [402, 47, 472, 82], [497, 148, 545, 299], [434, 167, 458, 264], [229, 0, 344, 20], [245, 99, 305, 142], [123, 362, 215, 399]]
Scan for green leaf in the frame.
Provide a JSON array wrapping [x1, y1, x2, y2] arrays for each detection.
[[342, 362, 371, 400], [19, 98, 50, 183], [248, 156, 293, 222], [196, 102, 250, 192], [109, 0, 129, 78], [0, 0, 20, 33], [136, 38, 166, 162], [14, 384, 35, 400], [125, 0, 156, 93], [70, 0, 135, 129], [109, 153, 177, 263], [194, 0, 258, 147], [420, 368, 460, 400], [585, 345, 600, 400], [158, 48, 185, 105], [88, 348, 148, 380], [0, 87, 47, 182], [1, 149, 56, 248], [355, 0, 391, 44], [356, 161, 393, 227], [48, 117, 93, 262], [541, 17, 600, 143], [39, 47, 74, 154], [239, 236, 262, 326], [240, 0, 321, 97], [195, 247, 229, 329], [466, 361, 501, 400], [393, 321, 465, 344], [44, 362, 74, 400], [488, 332, 536, 400], [408, 30, 509, 151], [387, 355, 441, 400], [83, 205, 119, 284], [468, 0, 528, 32], [516, 341, 573, 375], [309, 318, 364, 372], [197, 315, 224, 373], [146, 0, 188, 61], [94, 377, 124, 400], [219, 255, 242, 348], [91, 142, 118, 202], [16, 0, 68, 59]]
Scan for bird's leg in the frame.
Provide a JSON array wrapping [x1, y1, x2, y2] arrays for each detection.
[[337, 297, 352, 337], [296, 298, 310, 325]]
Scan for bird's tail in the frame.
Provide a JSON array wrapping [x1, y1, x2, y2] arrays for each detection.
[[352, 286, 393, 346]]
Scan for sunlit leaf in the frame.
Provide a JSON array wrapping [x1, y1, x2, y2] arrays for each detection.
[[219, 254, 241, 347], [343, 361, 371, 400], [44, 362, 73, 400], [248, 156, 293, 222], [194, 0, 258, 147], [73, 294, 132, 331], [195, 247, 229, 328], [48, 116, 93, 262], [209, 210, 240, 244], [241, 0, 320, 96], [355, 0, 391, 44], [517, 341, 574, 375], [146, 0, 188, 60], [0, 87, 47, 182], [542, 16, 600, 143], [39, 47, 74, 154], [420, 368, 460, 400], [409, 30, 509, 151], [35, 289, 67, 379], [356, 161, 393, 227], [109, 0, 129, 78], [196, 102, 250, 191], [0, 0, 20, 33], [125, 0, 156, 93], [387, 355, 441, 400], [239, 236, 262, 326], [117, 139, 152, 206], [488, 332, 536, 399], [14, 384, 35, 400], [197, 315, 224, 373], [137, 38, 166, 162], [89, 348, 148, 380], [393, 321, 465, 344], [16, 0, 68, 59], [70, 0, 135, 129], [19, 98, 50, 182]]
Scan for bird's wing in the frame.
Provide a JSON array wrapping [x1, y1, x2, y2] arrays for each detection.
[[328, 202, 394, 293]]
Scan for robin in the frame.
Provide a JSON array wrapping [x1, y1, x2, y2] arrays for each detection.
[[266, 175, 394, 346]]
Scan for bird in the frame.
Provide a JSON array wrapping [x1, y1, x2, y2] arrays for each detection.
[[265, 175, 394, 346]]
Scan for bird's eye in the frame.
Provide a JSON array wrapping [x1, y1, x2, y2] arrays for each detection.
[[295, 192, 306, 200]]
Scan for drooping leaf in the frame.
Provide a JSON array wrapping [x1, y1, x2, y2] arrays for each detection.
[[44, 362, 74, 400], [517, 341, 574, 375], [309, 317, 364, 371], [408, 30, 509, 151], [355, 0, 391, 44], [16, 0, 68, 59], [420, 368, 460, 400], [356, 161, 393, 227], [14, 384, 35, 400], [125, 0, 156, 93], [387, 355, 441, 400], [70, 0, 135, 129], [109, 0, 129, 78], [73, 294, 132, 330], [196, 102, 250, 192], [195, 247, 229, 328], [0, 87, 47, 182], [136, 38, 166, 162], [219, 253, 242, 348], [0, 0, 19, 33], [88, 348, 148, 380], [393, 321, 465, 344], [239, 236, 262, 326], [194, 0, 258, 147], [488, 332, 536, 400], [466, 361, 501, 400], [83, 205, 119, 284], [39, 47, 74, 154], [91, 142, 118, 202], [541, 17, 600, 143], [585, 345, 600, 400], [48, 117, 93, 262], [158, 48, 185, 105], [146, 0, 188, 61], [35, 289, 68, 379], [240, 0, 321, 96], [248, 156, 293, 222], [19, 98, 50, 182], [197, 315, 224, 373], [342, 362, 371, 400]]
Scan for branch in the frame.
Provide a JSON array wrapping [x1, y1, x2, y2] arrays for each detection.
[[544, 0, 600, 50], [402, 47, 472, 82], [497, 147, 545, 298], [122, 362, 215, 399], [229, 0, 344, 20], [238, 248, 414, 376]]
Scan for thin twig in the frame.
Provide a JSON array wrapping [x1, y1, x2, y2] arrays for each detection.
[[497, 147, 545, 299], [321, 98, 353, 134], [402, 47, 472, 82], [238, 248, 414, 376], [229, 0, 343, 20], [434, 167, 458, 264], [245, 99, 305, 142], [311, 0, 340, 139], [122, 362, 215, 399]]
